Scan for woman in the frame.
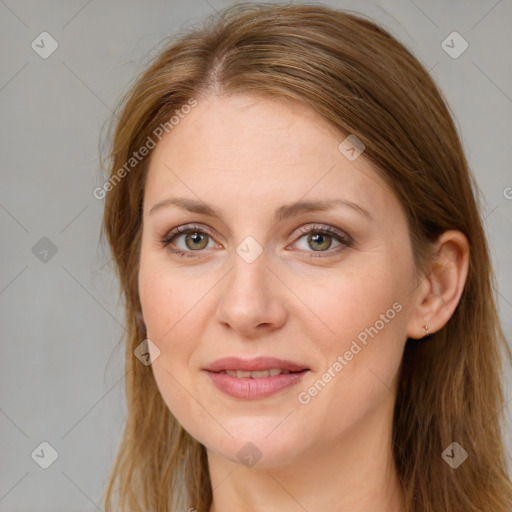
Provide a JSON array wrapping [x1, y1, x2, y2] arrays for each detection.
[[101, 3, 512, 511]]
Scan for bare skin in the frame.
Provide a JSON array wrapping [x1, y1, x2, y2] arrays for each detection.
[[138, 93, 469, 511]]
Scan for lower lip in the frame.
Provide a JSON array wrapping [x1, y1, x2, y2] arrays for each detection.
[[205, 370, 308, 399]]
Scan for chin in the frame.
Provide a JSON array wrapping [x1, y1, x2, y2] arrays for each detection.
[[195, 419, 309, 469]]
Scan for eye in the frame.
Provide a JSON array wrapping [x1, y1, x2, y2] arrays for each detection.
[[160, 224, 217, 258], [159, 223, 353, 258], [290, 224, 353, 257]]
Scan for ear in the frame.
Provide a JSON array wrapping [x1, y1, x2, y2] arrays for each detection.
[[406, 230, 469, 339]]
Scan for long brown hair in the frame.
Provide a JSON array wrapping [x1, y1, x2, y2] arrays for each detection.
[[100, 3, 512, 511]]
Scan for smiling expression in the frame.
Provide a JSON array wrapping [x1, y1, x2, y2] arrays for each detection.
[[138, 93, 420, 467]]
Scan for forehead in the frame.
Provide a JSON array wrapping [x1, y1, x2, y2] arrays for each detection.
[[144, 94, 397, 219]]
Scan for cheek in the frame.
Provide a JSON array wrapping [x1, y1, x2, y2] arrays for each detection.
[[139, 273, 174, 341], [294, 282, 407, 440], [293, 253, 411, 410], [138, 260, 204, 422], [296, 263, 407, 351], [138, 249, 214, 384], [138, 249, 190, 343]]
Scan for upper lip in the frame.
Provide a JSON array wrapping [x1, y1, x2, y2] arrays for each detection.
[[204, 357, 309, 373]]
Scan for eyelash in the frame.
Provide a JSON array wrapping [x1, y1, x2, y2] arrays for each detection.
[[159, 223, 353, 259]]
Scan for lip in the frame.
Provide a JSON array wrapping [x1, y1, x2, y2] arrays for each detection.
[[204, 357, 309, 373], [203, 357, 310, 400]]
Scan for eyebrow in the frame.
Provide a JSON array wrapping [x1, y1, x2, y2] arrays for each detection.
[[149, 197, 372, 223]]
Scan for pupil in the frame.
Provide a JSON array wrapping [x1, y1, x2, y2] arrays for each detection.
[[310, 233, 331, 251], [188, 232, 206, 249]]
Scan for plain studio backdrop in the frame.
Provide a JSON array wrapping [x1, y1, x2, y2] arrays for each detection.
[[0, 1, 511, 510]]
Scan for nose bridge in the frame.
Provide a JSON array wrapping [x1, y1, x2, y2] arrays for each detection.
[[215, 243, 287, 334], [226, 245, 272, 307], [229, 232, 270, 291]]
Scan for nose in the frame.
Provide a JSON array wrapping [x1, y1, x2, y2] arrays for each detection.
[[215, 252, 288, 339]]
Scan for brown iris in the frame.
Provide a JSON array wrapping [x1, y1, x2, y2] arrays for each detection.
[[308, 232, 332, 251], [185, 231, 209, 250]]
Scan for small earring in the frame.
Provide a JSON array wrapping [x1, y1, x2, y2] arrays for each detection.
[[424, 324, 429, 336]]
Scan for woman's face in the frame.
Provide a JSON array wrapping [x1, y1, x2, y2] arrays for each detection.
[[139, 93, 420, 467]]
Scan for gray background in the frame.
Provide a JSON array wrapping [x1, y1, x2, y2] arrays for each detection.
[[1, 0, 511, 510]]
